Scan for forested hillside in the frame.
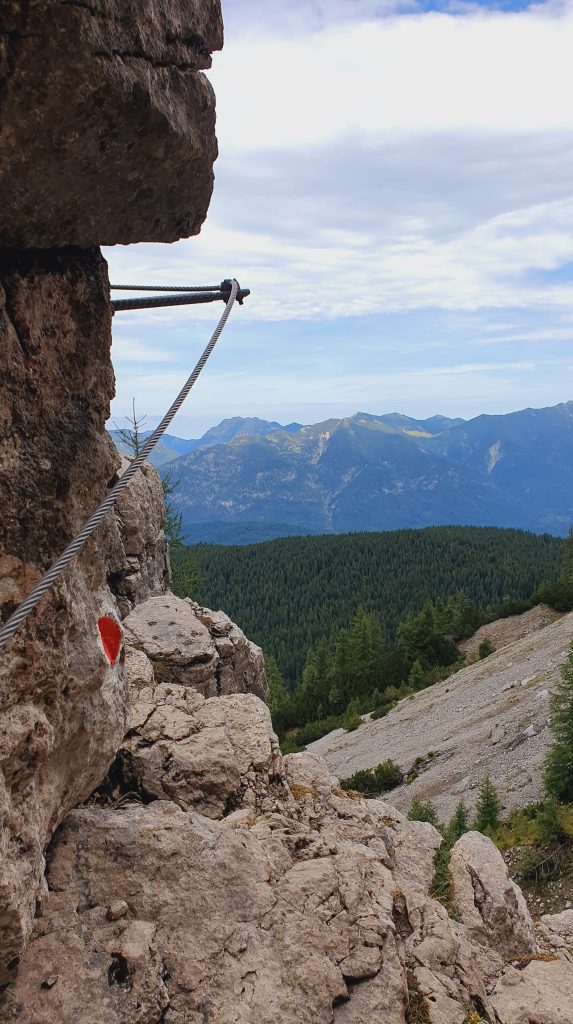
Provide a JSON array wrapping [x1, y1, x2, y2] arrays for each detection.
[[185, 526, 563, 684]]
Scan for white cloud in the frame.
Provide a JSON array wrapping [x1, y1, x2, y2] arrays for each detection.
[[105, 2, 573, 427], [212, 5, 573, 151]]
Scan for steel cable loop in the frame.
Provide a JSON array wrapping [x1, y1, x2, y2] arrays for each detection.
[[0, 278, 240, 654]]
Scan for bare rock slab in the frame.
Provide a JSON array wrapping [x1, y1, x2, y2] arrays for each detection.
[[0, 0, 223, 247], [109, 616, 274, 817], [0, 773, 490, 1024], [492, 959, 573, 1023], [120, 690, 288, 818], [6, 737, 573, 1022], [124, 594, 267, 700], [450, 831, 536, 957]]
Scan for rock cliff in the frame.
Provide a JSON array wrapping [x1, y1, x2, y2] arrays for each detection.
[[5, 640, 573, 1022], [0, 0, 222, 984], [3, 2, 573, 1021]]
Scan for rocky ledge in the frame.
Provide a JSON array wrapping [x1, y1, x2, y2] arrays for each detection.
[[4, 604, 573, 1023]]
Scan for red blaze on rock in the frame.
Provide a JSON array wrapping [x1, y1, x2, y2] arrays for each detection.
[[98, 615, 123, 666]]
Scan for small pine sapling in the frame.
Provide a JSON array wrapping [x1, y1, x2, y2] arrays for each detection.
[[478, 638, 495, 660], [448, 800, 470, 842], [408, 799, 439, 827], [474, 776, 502, 835], [544, 645, 573, 803]]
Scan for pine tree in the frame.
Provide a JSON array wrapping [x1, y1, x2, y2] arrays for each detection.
[[328, 683, 344, 714], [544, 645, 573, 803], [266, 655, 290, 720], [535, 799, 565, 844], [161, 469, 186, 546], [170, 547, 202, 600], [114, 398, 147, 456], [449, 801, 470, 842], [562, 527, 573, 585], [408, 798, 439, 826], [478, 638, 495, 660], [474, 776, 502, 834], [407, 658, 426, 692]]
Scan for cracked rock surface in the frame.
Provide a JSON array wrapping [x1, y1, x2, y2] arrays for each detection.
[[0, 249, 123, 985], [449, 831, 536, 957], [124, 594, 268, 701], [5, 607, 573, 1022], [103, 604, 274, 817], [0, 0, 223, 246]]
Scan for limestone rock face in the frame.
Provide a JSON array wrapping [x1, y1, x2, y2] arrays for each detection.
[[1, 0, 223, 992], [284, 749, 340, 796], [6, 712, 573, 1023], [449, 831, 536, 957], [0, 0, 223, 247], [538, 909, 573, 960], [0, 255, 168, 984], [124, 594, 268, 700], [0, 766, 488, 1024], [0, 249, 124, 984], [107, 458, 170, 617], [121, 686, 287, 818], [0, 249, 116, 566], [106, 610, 273, 817]]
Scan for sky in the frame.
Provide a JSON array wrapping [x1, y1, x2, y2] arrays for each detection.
[[105, 0, 573, 439]]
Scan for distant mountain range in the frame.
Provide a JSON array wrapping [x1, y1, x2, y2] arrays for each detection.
[[109, 416, 303, 468], [110, 403, 573, 543]]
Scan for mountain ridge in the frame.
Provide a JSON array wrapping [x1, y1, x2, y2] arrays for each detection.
[[110, 401, 573, 542], [163, 401, 573, 542]]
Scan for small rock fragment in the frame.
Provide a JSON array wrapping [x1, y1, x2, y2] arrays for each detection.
[[107, 900, 129, 922]]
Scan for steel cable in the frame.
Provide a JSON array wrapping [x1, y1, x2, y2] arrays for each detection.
[[0, 278, 239, 654]]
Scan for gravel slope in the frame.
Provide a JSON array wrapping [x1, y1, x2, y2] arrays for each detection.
[[308, 608, 573, 820]]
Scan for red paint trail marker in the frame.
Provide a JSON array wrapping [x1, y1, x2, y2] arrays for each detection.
[[98, 615, 123, 666]]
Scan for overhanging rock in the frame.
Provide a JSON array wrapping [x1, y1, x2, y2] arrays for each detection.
[[0, 0, 223, 247]]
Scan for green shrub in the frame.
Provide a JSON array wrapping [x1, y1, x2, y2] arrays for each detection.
[[341, 759, 403, 795], [279, 735, 304, 755], [343, 711, 363, 732], [408, 799, 439, 827], [431, 839, 454, 908], [535, 799, 567, 844], [298, 715, 343, 745], [478, 638, 495, 659], [370, 702, 395, 721]]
